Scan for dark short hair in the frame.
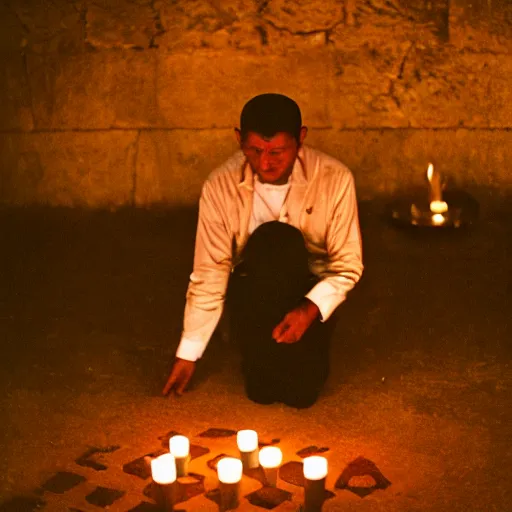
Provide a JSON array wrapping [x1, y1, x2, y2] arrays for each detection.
[[240, 93, 302, 142]]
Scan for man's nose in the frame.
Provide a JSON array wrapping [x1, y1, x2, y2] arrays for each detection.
[[259, 152, 271, 170]]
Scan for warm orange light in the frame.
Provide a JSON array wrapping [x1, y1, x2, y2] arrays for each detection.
[[151, 453, 176, 484], [427, 162, 434, 182], [259, 446, 282, 469], [237, 430, 258, 452], [430, 200, 448, 213], [217, 457, 243, 484], [303, 456, 328, 480], [432, 213, 445, 225], [169, 435, 189, 458]]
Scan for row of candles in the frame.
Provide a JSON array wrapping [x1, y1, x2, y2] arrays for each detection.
[[151, 430, 328, 511]]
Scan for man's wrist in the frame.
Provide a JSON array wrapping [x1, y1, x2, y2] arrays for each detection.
[[300, 297, 320, 320]]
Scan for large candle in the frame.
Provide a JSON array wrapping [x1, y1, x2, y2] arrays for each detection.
[[259, 446, 282, 487], [169, 435, 190, 477], [237, 429, 259, 469], [217, 457, 243, 511], [303, 456, 328, 512], [151, 453, 177, 511]]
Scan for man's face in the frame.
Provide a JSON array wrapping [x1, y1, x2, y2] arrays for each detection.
[[236, 128, 307, 185]]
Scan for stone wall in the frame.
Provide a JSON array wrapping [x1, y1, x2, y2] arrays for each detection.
[[0, 0, 511, 207]]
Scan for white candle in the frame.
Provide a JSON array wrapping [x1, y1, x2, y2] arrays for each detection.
[[237, 430, 258, 452], [432, 213, 446, 226], [151, 453, 176, 485], [430, 200, 448, 214], [217, 457, 243, 484], [169, 435, 190, 477], [303, 456, 328, 480], [169, 435, 189, 458], [259, 446, 282, 487], [303, 456, 328, 512], [237, 429, 259, 469], [259, 446, 282, 468], [217, 458, 243, 511]]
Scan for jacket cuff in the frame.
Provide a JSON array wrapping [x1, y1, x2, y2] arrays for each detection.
[[306, 280, 345, 322], [176, 338, 206, 362]]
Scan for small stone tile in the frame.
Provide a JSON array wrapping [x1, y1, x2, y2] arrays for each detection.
[[123, 449, 167, 480], [190, 443, 210, 460], [204, 488, 221, 507], [127, 502, 161, 512], [41, 471, 86, 494], [75, 445, 120, 471], [207, 453, 229, 472], [158, 430, 181, 448], [85, 486, 125, 507], [0, 495, 45, 511], [143, 473, 205, 504], [259, 438, 280, 447], [335, 456, 391, 498], [197, 428, 236, 438], [245, 486, 292, 509], [296, 446, 329, 458], [278, 461, 304, 487], [243, 466, 266, 485]]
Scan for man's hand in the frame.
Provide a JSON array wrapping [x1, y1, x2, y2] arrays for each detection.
[[272, 298, 320, 344], [162, 358, 196, 396]]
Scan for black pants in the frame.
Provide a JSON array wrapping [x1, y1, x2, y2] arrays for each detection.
[[227, 222, 336, 408]]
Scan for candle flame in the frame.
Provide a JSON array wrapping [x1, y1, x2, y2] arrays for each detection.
[[427, 163, 434, 182]]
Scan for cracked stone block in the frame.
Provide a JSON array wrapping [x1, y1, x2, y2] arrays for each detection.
[[41, 471, 86, 494], [0, 132, 137, 208], [261, 0, 344, 33], [123, 449, 167, 480], [0, 495, 45, 512], [75, 445, 121, 471], [144, 473, 205, 504], [198, 428, 237, 438], [85, 486, 126, 507], [157, 52, 330, 129], [0, 55, 34, 131], [296, 446, 329, 458], [335, 456, 391, 498], [278, 461, 304, 487], [86, 0, 161, 49], [135, 130, 236, 206], [6, 0, 84, 54], [245, 486, 293, 509]]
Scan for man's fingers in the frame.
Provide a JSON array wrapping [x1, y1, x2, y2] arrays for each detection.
[[273, 319, 289, 342], [176, 377, 188, 396], [162, 374, 176, 396]]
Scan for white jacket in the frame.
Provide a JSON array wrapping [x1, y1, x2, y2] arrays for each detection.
[[176, 145, 364, 361]]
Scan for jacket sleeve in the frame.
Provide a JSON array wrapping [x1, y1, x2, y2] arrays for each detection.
[[305, 172, 363, 321], [176, 179, 233, 361]]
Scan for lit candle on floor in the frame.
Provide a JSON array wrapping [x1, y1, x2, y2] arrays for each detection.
[[259, 446, 282, 487], [303, 456, 328, 512], [432, 213, 446, 226], [217, 457, 243, 511], [151, 453, 177, 511], [169, 435, 190, 477], [237, 429, 259, 469]]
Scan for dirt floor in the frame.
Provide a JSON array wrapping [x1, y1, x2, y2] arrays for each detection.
[[0, 200, 510, 511]]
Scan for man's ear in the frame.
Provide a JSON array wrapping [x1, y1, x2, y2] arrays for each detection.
[[234, 128, 243, 146], [299, 126, 308, 146]]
